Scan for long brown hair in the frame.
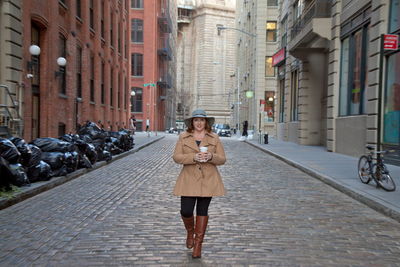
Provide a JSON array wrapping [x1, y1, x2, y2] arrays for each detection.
[[187, 118, 212, 133]]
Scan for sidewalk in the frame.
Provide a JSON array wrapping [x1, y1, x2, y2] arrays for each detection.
[[245, 137, 400, 222], [0, 132, 165, 210]]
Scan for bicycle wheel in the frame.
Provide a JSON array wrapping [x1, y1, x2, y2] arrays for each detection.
[[358, 156, 371, 184], [374, 168, 396, 192]]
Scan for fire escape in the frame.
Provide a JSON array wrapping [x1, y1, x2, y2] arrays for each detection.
[[0, 84, 23, 138]]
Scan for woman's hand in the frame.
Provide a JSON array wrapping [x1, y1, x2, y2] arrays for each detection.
[[194, 152, 212, 162]]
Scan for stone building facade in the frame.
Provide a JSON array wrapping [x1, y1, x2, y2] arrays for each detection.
[[176, 0, 236, 125], [0, 0, 23, 137], [235, 0, 279, 137], [274, 0, 400, 164]]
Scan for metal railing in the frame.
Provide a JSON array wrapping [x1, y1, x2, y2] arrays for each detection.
[[290, 0, 332, 40], [0, 84, 23, 137]]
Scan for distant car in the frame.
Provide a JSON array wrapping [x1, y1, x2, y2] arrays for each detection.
[[215, 124, 231, 137]]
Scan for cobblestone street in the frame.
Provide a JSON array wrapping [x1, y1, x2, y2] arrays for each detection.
[[1, 135, 400, 266]]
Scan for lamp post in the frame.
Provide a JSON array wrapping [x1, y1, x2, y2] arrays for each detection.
[[217, 25, 256, 138]]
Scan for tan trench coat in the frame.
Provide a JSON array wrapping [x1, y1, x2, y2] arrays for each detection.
[[172, 131, 226, 197]]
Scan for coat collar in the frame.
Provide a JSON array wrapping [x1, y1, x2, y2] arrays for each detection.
[[181, 131, 216, 151]]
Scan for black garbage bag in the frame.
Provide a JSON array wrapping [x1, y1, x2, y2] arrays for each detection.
[[10, 137, 32, 167], [0, 156, 13, 191], [98, 150, 112, 162], [81, 135, 93, 144], [78, 121, 106, 140], [78, 154, 92, 169], [86, 144, 97, 164], [31, 138, 76, 153], [9, 163, 29, 186], [105, 142, 123, 155], [59, 134, 74, 143], [27, 144, 42, 167], [0, 138, 21, 164], [27, 160, 52, 182], [50, 165, 68, 177], [41, 152, 65, 170], [64, 152, 79, 173]]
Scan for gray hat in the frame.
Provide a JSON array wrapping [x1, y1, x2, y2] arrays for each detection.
[[184, 109, 215, 128]]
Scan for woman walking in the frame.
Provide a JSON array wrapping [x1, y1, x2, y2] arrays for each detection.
[[172, 109, 226, 258]]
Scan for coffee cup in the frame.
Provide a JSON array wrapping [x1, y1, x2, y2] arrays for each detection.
[[199, 147, 208, 153]]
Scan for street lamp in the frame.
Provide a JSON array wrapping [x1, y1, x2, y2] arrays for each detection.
[[27, 45, 41, 78], [55, 57, 67, 77]]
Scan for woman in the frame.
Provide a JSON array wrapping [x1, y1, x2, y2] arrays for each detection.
[[172, 109, 226, 258]]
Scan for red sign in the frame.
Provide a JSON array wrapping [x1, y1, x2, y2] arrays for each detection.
[[383, 34, 399, 50], [260, 99, 266, 105], [272, 48, 286, 66]]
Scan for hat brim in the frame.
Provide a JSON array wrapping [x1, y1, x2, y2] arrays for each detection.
[[184, 117, 215, 128]]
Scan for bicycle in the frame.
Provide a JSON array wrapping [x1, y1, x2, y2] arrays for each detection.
[[357, 145, 396, 192]]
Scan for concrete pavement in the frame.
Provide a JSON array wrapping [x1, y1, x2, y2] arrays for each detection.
[[245, 136, 400, 222], [1, 136, 399, 266], [0, 132, 165, 210]]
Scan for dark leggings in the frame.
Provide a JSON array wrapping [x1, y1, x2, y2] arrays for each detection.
[[180, 196, 212, 218]]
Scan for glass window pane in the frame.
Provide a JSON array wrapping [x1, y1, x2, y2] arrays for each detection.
[[389, 0, 400, 33], [383, 52, 400, 144], [265, 57, 275, 76], [339, 38, 350, 115], [350, 30, 363, 115]]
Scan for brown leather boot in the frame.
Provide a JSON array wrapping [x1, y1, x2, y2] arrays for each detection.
[[192, 216, 209, 258], [181, 215, 195, 249]]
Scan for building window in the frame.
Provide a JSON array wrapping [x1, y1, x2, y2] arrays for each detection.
[[131, 53, 143, 76], [110, 11, 114, 47], [89, 0, 94, 30], [266, 21, 277, 42], [101, 1, 105, 38], [76, 0, 82, 19], [118, 74, 121, 108], [265, 56, 275, 77], [76, 46, 82, 98], [90, 53, 95, 102], [293, 0, 303, 23], [59, 34, 67, 95], [131, 87, 143, 112], [278, 65, 286, 123], [389, 0, 400, 33], [267, 0, 278, 6], [339, 25, 369, 116], [101, 62, 105, 104], [131, 19, 143, 43], [280, 16, 288, 48], [131, 0, 143, 8], [118, 20, 121, 52], [265, 91, 275, 122], [291, 70, 299, 121], [124, 76, 127, 110]]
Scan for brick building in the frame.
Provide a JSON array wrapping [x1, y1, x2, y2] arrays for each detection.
[[129, 0, 177, 132], [21, 0, 130, 141]]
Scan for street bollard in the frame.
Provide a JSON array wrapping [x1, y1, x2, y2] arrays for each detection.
[[264, 133, 268, 144]]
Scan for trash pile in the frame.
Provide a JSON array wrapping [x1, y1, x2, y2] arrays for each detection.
[[0, 121, 134, 191]]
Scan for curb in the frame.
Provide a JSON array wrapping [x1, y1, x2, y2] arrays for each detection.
[[0, 136, 165, 210], [245, 140, 400, 223]]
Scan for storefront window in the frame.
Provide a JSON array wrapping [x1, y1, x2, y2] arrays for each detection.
[[278, 64, 286, 123], [389, 0, 400, 33], [383, 52, 400, 145], [264, 91, 275, 122], [339, 38, 349, 115], [291, 70, 299, 121], [339, 25, 369, 116]]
